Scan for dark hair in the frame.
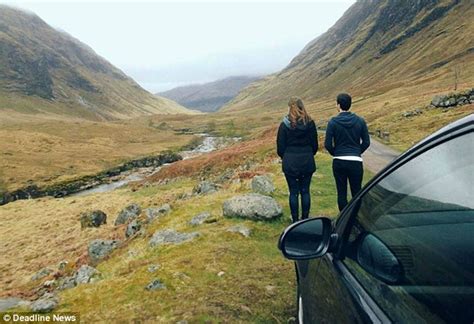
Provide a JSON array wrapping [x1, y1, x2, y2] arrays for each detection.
[[337, 93, 352, 111]]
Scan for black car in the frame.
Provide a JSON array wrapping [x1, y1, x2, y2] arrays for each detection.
[[278, 114, 473, 323]]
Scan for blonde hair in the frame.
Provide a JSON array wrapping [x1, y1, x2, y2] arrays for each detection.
[[288, 96, 311, 128]]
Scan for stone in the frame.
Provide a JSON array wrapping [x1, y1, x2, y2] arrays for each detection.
[[148, 264, 161, 273], [75, 265, 101, 285], [193, 181, 218, 195], [115, 203, 141, 225], [251, 175, 275, 194], [57, 276, 76, 291], [80, 210, 107, 229], [223, 194, 282, 220], [125, 219, 142, 238], [145, 203, 171, 222], [431, 95, 444, 107], [88, 239, 121, 262], [149, 229, 200, 248], [30, 293, 58, 313], [145, 279, 166, 291], [227, 224, 251, 237], [217, 271, 225, 277], [0, 298, 26, 312], [189, 212, 211, 226], [31, 267, 53, 281]]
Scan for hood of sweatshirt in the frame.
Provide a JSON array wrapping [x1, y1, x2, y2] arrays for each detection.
[[332, 112, 358, 128], [283, 115, 310, 131]]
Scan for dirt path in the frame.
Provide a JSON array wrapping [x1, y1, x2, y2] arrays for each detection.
[[362, 137, 400, 174]]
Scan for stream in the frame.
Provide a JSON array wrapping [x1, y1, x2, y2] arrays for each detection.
[[71, 134, 240, 197]]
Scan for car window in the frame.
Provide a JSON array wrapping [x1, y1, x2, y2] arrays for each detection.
[[342, 132, 474, 323]]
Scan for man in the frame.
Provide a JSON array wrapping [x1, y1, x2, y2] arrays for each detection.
[[324, 93, 370, 211]]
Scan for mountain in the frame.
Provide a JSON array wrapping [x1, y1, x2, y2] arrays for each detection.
[[158, 76, 260, 112], [0, 5, 193, 120], [223, 0, 474, 115]]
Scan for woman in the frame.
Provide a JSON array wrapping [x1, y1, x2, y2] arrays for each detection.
[[277, 97, 318, 222]]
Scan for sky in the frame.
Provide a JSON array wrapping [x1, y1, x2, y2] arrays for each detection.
[[3, 0, 355, 92]]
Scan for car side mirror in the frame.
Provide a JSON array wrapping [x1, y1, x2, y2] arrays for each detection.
[[278, 217, 332, 260], [357, 233, 403, 284]]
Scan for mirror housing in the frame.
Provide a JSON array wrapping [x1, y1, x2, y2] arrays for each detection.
[[357, 233, 403, 284], [278, 217, 332, 260]]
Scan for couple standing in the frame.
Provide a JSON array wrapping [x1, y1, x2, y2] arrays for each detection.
[[276, 94, 370, 222]]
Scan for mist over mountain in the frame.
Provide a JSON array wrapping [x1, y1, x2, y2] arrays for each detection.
[[224, 0, 473, 113], [157, 76, 261, 113], [0, 5, 192, 120]]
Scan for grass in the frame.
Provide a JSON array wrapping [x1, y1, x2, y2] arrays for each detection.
[[0, 129, 374, 322]]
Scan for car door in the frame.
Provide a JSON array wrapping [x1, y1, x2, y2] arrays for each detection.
[[298, 123, 473, 323]]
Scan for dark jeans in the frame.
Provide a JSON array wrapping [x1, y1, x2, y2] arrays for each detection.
[[284, 173, 313, 222], [332, 159, 363, 211]]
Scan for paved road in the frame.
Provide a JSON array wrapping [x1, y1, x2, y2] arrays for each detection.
[[362, 137, 400, 174]]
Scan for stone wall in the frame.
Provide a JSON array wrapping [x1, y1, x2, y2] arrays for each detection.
[[431, 88, 474, 108]]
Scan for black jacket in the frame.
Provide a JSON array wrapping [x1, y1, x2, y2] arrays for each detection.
[[324, 112, 370, 157], [277, 117, 318, 176]]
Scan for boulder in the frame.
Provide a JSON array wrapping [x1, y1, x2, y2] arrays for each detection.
[[251, 175, 275, 194], [125, 220, 142, 238], [145, 279, 166, 291], [0, 298, 27, 312], [189, 212, 211, 226], [88, 239, 121, 262], [145, 203, 171, 222], [227, 224, 251, 237], [75, 265, 101, 284], [31, 267, 53, 281], [80, 210, 107, 229], [57, 276, 76, 291], [431, 95, 444, 107], [193, 181, 218, 195], [115, 203, 141, 225], [149, 229, 199, 247], [223, 194, 282, 220], [30, 293, 58, 313]]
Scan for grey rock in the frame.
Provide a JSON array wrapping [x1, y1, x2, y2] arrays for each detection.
[[57, 276, 76, 291], [145, 279, 166, 291], [227, 224, 251, 237], [80, 210, 107, 229], [125, 219, 142, 238], [145, 203, 171, 222], [189, 212, 211, 226], [431, 95, 444, 107], [115, 203, 141, 225], [149, 229, 200, 247], [30, 293, 58, 313], [88, 239, 121, 262], [193, 181, 218, 195], [251, 175, 275, 194], [223, 194, 282, 220], [75, 265, 101, 284], [31, 267, 53, 281], [148, 264, 161, 273], [0, 298, 26, 312]]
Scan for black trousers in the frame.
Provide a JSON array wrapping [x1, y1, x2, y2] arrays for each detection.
[[332, 159, 363, 211], [284, 173, 313, 223]]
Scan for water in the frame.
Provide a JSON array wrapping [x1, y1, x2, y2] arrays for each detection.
[[71, 135, 239, 197]]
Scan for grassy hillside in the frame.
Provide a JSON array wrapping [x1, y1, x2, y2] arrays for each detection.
[[0, 5, 193, 120], [158, 76, 260, 113], [222, 0, 474, 149], [0, 127, 372, 322]]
